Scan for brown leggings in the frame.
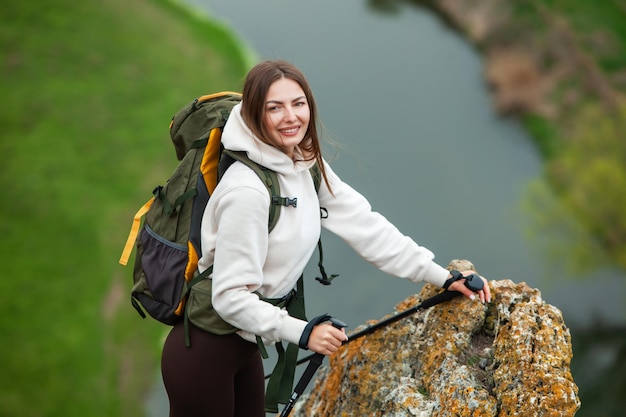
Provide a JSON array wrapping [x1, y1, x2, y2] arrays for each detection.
[[161, 321, 265, 417]]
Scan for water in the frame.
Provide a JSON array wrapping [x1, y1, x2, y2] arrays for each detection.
[[148, 0, 626, 414], [188, 0, 625, 325]]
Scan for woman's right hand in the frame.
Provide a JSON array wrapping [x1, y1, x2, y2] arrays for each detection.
[[307, 323, 347, 355]]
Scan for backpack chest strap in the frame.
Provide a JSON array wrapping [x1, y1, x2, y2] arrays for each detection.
[[272, 196, 297, 207]]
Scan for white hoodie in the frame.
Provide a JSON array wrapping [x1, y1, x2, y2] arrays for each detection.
[[197, 103, 450, 346]]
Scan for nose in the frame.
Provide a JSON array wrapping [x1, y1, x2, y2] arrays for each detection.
[[284, 106, 297, 121]]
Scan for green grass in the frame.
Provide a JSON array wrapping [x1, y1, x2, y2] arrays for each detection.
[[0, 0, 250, 415]]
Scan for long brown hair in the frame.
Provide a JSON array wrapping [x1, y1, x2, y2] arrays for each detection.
[[241, 60, 332, 193]]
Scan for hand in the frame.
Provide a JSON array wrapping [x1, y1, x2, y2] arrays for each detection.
[[447, 270, 491, 303], [307, 323, 348, 355]]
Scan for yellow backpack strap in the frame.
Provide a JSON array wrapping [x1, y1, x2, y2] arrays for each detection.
[[118, 197, 155, 266]]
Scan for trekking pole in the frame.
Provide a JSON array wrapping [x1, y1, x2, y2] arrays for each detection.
[[279, 317, 348, 417], [294, 274, 484, 367]]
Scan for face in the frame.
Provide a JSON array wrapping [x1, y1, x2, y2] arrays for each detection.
[[263, 77, 310, 158]]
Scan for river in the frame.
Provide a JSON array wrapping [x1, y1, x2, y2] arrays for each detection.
[[147, 1, 625, 415], [186, 0, 625, 326]]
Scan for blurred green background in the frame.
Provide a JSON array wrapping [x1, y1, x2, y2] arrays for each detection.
[[1, 0, 625, 416], [1, 0, 250, 415]]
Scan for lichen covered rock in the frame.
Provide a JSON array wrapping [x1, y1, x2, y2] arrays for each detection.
[[292, 267, 580, 416]]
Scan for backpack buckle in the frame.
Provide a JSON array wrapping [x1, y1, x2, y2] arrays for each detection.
[[272, 196, 297, 207]]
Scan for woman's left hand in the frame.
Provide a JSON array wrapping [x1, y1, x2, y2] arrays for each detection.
[[447, 271, 491, 303]]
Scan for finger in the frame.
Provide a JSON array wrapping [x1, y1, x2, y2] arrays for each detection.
[[448, 281, 473, 299], [328, 337, 342, 348], [325, 340, 339, 354], [458, 284, 476, 300], [481, 277, 491, 303], [329, 326, 348, 343]]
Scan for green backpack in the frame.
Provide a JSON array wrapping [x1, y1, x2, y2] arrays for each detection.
[[119, 91, 336, 412]]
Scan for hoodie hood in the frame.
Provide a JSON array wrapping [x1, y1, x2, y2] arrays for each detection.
[[221, 103, 314, 175]]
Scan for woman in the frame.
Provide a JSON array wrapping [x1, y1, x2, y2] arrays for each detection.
[[161, 60, 491, 417]]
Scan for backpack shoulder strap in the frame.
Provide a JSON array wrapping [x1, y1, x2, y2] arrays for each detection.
[[221, 149, 282, 232], [310, 162, 322, 193]]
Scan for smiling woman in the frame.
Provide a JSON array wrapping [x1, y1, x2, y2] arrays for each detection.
[[262, 78, 310, 159], [238, 60, 323, 169], [146, 0, 626, 415], [159, 59, 489, 416]]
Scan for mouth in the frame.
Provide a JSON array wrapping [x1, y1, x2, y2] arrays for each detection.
[[279, 126, 300, 136]]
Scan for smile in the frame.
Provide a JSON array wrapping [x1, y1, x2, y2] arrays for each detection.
[[280, 127, 300, 135]]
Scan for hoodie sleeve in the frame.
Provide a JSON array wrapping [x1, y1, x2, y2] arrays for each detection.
[[208, 178, 307, 346], [317, 161, 449, 287]]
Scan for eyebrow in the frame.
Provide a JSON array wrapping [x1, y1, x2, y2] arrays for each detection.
[[265, 95, 306, 105]]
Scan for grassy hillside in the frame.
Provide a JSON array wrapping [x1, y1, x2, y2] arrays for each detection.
[[0, 0, 250, 415]]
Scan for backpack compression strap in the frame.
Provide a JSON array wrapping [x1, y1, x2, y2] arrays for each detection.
[[118, 197, 155, 266]]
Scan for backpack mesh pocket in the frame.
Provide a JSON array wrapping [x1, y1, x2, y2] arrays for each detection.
[[134, 225, 187, 324]]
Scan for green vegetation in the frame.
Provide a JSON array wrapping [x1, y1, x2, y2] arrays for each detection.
[[512, 1, 626, 273], [0, 0, 250, 415], [533, 102, 626, 271], [410, 0, 626, 273]]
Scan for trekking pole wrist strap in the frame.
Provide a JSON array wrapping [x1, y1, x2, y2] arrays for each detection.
[[442, 269, 464, 290], [298, 314, 332, 349]]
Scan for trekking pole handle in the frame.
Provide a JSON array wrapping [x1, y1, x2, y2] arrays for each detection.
[[464, 273, 484, 292], [330, 317, 349, 346], [330, 317, 348, 330]]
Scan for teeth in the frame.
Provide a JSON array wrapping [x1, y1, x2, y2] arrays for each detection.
[[282, 127, 298, 133]]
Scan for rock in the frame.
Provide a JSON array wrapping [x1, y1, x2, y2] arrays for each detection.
[[292, 263, 580, 416], [484, 48, 552, 116]]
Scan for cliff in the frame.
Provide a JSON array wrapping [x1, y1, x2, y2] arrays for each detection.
[[291, 261, 580, 416]]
